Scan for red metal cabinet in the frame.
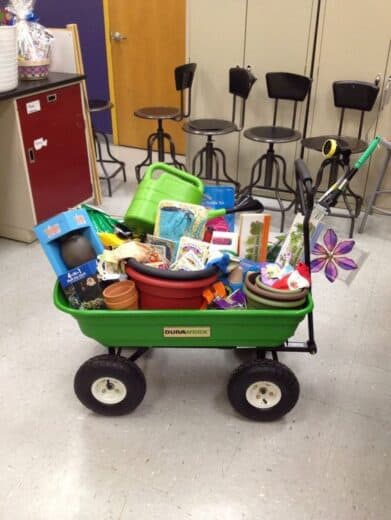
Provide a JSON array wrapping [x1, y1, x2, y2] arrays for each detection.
[[17, 83, 92, 223]]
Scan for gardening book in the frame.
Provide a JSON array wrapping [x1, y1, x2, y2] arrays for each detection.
[[238, 213, 271, 262], [275, 207, 325, 268]]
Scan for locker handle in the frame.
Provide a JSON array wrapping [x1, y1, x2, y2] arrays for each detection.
[[47, 93, 57, 103], [27, 148, 35, 164]]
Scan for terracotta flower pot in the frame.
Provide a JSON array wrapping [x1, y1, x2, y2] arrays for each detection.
[[103, 280, 139, 310]]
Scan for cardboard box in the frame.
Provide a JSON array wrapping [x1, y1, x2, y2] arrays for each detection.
[[34, 208, 105, 309], [34, 208, 104, 277], [58, 259, 105, 310]]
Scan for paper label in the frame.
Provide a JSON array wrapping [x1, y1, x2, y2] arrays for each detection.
[[34, 137, 48, 151], [26, 100, 41, 114]]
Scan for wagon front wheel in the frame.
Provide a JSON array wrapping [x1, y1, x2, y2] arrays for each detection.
[[74, 354, 146, 416], [227, 359, 299, 421]]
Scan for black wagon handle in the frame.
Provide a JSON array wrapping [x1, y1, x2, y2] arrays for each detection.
[[295, 158, 314, 218]]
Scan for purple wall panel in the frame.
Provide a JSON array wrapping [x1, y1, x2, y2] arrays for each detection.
[[38, 0, 111, 133]]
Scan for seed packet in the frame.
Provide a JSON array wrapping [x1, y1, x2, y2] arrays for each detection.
[[171, 250, 205, 271], [144, 245, 167, 264], [175, 236, 210, 266], [146, 234, 176, 263]]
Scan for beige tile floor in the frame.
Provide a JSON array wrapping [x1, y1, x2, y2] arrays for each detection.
[[0, 144, 390, 519]]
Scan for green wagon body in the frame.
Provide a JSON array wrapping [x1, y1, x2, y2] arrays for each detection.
[[54, 283, 313, 348]]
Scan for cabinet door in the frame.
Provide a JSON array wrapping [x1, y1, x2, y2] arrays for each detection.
[[17, 83, 92, 223], [305, 0, 391, 198], [238, 0, 317, 189], [187, 0, 247, 178]]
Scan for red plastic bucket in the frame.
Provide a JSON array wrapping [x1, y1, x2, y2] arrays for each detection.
[[126, 265, 218, 309]]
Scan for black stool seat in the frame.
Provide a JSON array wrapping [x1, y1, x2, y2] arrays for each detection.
[[184, 66, 257, 190], [302, 135, 367, 154], [241, 72, 311, 232], [244, 126, 301, 143], [300, 80, 379, 237], [134, 106, 180, 119], [184, 118, 237, 136], [133, 62, 197, 182], [89, 99, 112, 112]]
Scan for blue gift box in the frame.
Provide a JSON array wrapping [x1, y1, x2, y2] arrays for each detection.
[[202, 185, 235, 231], [34, 208, 104, 277]]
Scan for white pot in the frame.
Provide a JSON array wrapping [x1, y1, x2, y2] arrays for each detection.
[[0, 25, 17, 41], [0, 25, 18, 93]]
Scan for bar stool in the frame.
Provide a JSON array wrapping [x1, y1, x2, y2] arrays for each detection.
[[88, 99, 126, 197], [359, 137, 391, 232], [302, 80, 379, 237], [134, 63, 197, 182], [183, 66, 257, 192], [242, 72, 311, 232]]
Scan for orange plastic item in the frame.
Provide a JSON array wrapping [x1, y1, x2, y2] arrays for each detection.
[[202, 281, 227, 305]]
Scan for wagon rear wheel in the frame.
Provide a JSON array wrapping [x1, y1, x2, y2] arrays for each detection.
[[74, 354, 146, 416], [227, 359, 299, 421]]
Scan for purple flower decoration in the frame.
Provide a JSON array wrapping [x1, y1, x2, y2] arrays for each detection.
[[311, 228, 357, 283]]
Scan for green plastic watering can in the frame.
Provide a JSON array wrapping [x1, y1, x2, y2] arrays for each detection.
[[124, 163, 204, 234]]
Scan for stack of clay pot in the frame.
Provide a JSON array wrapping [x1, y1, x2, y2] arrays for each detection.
[[244, 272, 308, 310], [103, 280, 139, 310]]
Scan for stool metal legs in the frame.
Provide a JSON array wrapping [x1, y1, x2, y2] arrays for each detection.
[[135, 120, 185, 183], [191, 136, 241, 191], [94, 130, 126, 197], [242, 145, 296, 232], [359, 146, 391, 233]]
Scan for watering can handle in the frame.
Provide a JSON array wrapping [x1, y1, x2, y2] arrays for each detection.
[[143, 162, 204, 191]]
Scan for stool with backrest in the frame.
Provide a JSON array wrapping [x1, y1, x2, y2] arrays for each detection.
[[88, 99, 126, 198], [241, 72, 311, 232], [302, 80, 379, 237], [134, 63, 197, 183], [183, 66, 257, 192]]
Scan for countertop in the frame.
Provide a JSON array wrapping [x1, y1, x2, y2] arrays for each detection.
[[0, 72, 86, 101]]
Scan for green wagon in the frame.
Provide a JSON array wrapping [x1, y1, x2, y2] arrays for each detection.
[[55, 284, 314, 421], [54, 162, 317, 423], [53, 138, 381, 421]]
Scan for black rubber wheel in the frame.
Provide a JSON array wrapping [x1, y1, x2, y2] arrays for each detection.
[[227, 359, 300, 421], [74, 355, 146, 416]]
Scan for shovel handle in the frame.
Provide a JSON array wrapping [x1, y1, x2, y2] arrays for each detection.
[[207, 208, 226, 219], [354, 136, 381, 170]]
